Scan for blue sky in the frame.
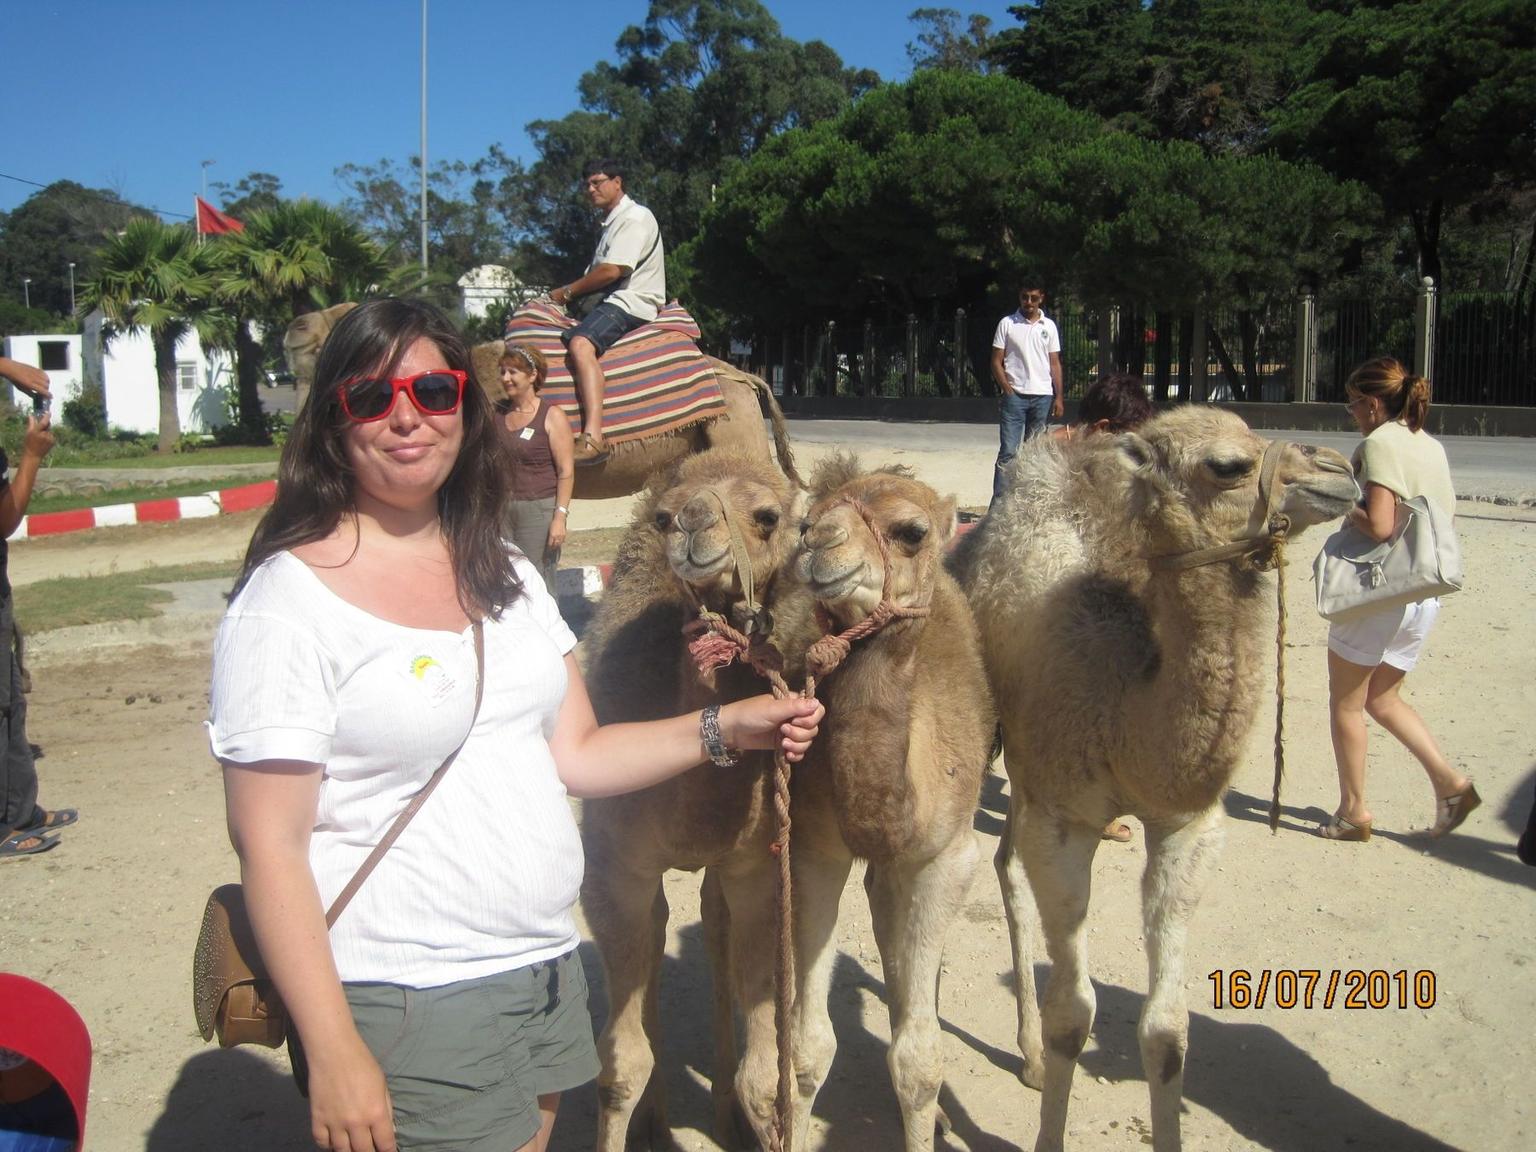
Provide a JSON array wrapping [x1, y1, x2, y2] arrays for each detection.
[[1, 1, 1022, 220]]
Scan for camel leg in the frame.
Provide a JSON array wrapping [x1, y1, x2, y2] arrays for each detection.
[[1139, 805, 1224, 1152], [714, 855, 784, 1150], [587, 860, 673, 1152], [701, 866, 746, 1147], [994, 795, 1045, 1089], [789, 839, 855, 1152], [866, 830, 982, 1152], [1018, 813, 1101, 1152]]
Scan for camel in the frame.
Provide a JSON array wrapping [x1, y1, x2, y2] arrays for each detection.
[[788, 456, 995, 1152], [579, 447, 820, 1151], [954, 408, 1357, 1152], [282, 303, 800, 499]]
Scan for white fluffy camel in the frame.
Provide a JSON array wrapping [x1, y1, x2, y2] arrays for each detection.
[[956, 408, 1357, 1152]]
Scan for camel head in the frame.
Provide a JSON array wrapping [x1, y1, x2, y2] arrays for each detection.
[[796, 454, 956, 628], [645, 447, 807, 626], [1116, 407, 1358, 559], [281, 302, 359, 390]]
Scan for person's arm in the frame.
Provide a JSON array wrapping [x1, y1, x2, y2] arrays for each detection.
[[0, 415, 55, 539], [223, 761, 397, 1152], [545, 404, 576, 552], [548, 653, 823, 799], [1346, 481, 1398, 542], [0, 356, 51, 400], [549, 264, 625, 307], [990, 346, 1008, 393], [1049, 351, 1065, 419]]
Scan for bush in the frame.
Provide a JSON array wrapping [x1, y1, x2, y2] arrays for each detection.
[[62, 386, 107, 437]]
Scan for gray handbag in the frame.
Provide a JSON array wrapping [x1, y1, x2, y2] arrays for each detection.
[[1313, 495, 1462, 622]]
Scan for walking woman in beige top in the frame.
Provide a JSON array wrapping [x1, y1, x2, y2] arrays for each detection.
[[1320, 356, 1478, 842]]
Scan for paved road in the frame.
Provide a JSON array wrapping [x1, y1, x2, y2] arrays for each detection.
[[785, 417, 1536, 506]]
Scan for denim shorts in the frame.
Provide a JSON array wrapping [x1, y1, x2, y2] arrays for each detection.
[[337, 951, 599, 1151], [562, 302, 648, 357]]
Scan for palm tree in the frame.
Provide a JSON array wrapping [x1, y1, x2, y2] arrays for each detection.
[[213, 200, 400, 434], [80, 217, 222, 453]]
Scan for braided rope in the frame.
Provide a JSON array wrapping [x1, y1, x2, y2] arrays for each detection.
[[1270, 537, 1288, 833]]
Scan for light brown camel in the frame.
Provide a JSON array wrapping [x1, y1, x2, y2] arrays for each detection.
[[282, 303, 800, 499], [789, 456, 995, 1152], [954, 407, 1357, 1152], [580, 447, 820, 1151]]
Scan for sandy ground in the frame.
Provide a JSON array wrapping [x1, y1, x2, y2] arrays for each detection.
[[2, 439, 1533, 1152]]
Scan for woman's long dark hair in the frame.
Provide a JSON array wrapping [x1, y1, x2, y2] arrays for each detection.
[[232, 298, 520, 616]]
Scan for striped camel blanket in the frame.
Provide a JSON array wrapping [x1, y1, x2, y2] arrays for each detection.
[[502, 300, 727, 445]]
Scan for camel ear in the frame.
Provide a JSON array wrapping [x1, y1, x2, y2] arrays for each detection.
[[1115, 431, 1155, 475], [789, 485, 812, 524], [935, 495, 957, 545]]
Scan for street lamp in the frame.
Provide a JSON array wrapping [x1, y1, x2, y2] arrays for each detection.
[[68, 263, 76, 315], [21, 278, 30, 309]]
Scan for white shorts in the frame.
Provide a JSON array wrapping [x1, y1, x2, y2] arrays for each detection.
[[1327, 598, 1440, 672]]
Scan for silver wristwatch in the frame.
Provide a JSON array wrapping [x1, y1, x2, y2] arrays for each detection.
[[699, 705, 739, 767]]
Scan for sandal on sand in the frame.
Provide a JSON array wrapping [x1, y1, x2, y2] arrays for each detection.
[[1101, 821, 1133, 843], [1319, 814, 1372, 842], [1429, 782, 1481, 839], [0, 829, 61, 859], [14, 806, 78, 834]]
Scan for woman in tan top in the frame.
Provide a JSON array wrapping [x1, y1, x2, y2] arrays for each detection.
[[1321, 357, 1477, 842], [498, 343, 575, 591]]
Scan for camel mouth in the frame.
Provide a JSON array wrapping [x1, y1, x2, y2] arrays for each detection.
[[1284, 475, 1361, 526], [804, 561, 873, 606]]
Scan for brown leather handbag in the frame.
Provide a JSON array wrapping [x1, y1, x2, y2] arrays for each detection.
[[192, 623, 485, 1048]]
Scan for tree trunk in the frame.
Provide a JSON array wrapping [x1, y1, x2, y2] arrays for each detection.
[[1239, 310, 1261, 401], [1154, 310, 1173, 399], [154, 331, 182, 453], [1410, 199, 1444, 286], [1176, 313, 1194, 402], [234, 321, 270, 444], [1207, 324, 1245, 401]]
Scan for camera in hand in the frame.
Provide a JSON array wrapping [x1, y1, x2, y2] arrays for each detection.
[[31, 394, 48, 415]]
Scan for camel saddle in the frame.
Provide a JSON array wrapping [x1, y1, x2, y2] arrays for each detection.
[[499, 300, 728, 446]]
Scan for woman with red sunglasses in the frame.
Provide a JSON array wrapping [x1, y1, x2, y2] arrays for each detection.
[[207, 299, 822, 1152]]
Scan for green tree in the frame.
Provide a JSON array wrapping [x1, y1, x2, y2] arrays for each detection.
[[207, 171, 284, 219], [1272, 0, 1536, 284], [906, 8, 995, 73], [0, 180, 154, 319], [80, 217, 222, 451]]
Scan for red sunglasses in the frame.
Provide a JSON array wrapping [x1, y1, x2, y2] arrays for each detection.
[[337, 369, 467, 423]]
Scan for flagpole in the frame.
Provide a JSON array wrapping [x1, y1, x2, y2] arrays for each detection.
[[195, 195, 202, 244], [420, 0, 429, 276]]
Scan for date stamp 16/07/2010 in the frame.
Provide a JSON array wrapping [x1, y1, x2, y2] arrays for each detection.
[[1208, 969, 1437, 1011]]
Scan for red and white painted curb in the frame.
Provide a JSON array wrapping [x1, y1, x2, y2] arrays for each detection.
[[12, 480, 277, 541]]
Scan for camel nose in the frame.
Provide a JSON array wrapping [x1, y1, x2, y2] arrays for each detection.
[[677, 497, 720, 534], [805, 520, 849, 551]]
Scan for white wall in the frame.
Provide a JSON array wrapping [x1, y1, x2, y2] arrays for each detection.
[[2, 333, 83, 409], [70, 312, 231, 436], [457, 264, 541, 320]]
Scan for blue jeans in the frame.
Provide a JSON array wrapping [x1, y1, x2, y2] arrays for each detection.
[[993, 393, 1053, 502]]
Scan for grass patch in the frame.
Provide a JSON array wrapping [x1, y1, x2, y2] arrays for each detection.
[[15, 561, 239, 633], [80, 445, 282, 468], [27, 479, 267, 515]]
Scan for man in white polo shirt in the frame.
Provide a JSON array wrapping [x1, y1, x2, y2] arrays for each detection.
[[549, 158, 667, 465], [990, 281, 1063, 502]]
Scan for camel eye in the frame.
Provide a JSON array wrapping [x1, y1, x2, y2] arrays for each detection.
[[654, 511, 673, 531], [1208, 459, 1253, 481], [892, 521, 928, 547], [753, 508, 780, 531]]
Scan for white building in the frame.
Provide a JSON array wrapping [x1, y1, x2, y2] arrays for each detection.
[[457, 264, 540, 321], [3, 313, 230, 435]]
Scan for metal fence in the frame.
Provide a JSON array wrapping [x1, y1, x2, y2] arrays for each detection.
[[742, 280, 1536, 408]]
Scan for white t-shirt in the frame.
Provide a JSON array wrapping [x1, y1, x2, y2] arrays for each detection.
[[993, 310, 1061, 396], [207, 551, 582, 988], [590, 194, 666, 323], [1354, 420, 1456, 521]]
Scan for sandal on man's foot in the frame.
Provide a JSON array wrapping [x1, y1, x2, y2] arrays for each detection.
[[1319, 813, 1372, 842], [1101, 821, 1133, 843], [14, 806, 78, 835], [1429, 782, 1480, 839], [0, 829, 61, 859], [573, 433, 610, 467]]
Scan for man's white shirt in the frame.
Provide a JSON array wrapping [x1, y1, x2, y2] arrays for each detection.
[[589, 194, 666, 322], [993, 310, 1060, 396]]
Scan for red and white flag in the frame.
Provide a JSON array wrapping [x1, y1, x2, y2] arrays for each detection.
[[195, 196, 244, 235]]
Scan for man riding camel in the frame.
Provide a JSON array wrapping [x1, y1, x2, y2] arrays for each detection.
[[547, 159, 666, 466]]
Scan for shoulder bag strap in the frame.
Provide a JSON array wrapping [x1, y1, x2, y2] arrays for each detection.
[[323, 619, 486, 928]]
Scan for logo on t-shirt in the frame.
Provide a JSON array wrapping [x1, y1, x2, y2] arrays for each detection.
[[409, 655, 457, 706]]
